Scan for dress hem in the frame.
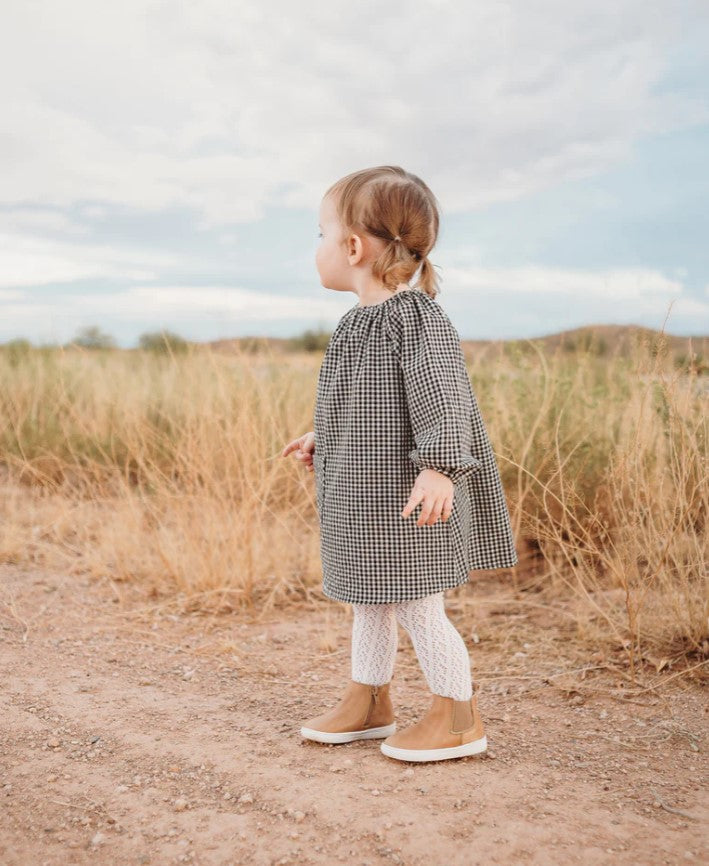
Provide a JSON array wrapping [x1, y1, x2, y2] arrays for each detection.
[[321, 574, 471, 605]]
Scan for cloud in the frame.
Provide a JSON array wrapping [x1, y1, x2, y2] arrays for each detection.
[[1, 1, 707, 225], [0, 290, 25, 302], [2, 267, 705, 347], [1, 1, 706, 343], [0, 284, 344, 335], [58, 285, 331, 320], [0, 231, 179, 286], [440, 263, 709, 333], [443, 265, 685, 299]]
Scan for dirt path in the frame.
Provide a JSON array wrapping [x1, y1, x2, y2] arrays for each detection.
[[1, 563, 706, 866]]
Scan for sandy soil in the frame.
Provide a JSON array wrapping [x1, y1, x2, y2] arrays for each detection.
[[1, 562, 706, 866]]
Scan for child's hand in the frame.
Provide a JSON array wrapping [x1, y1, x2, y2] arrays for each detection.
[[281, 431, 316, 473], [401, 469, 454, 526]]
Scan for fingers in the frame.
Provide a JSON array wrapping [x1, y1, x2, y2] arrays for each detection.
[[417, 494, 447, 527], [402, 489, 444, 527], [282, 440, 304, 458], [282, 432, 316, 465], [291, 447, 314, 468], [299, 433, 315, 469], [401, 485, 425, 520], [402, 488, 454, 527]]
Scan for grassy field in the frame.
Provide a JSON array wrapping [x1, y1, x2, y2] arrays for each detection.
[[0, 325, 706, 681]]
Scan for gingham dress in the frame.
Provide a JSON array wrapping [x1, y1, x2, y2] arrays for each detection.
[[312, 287, 518, 605]]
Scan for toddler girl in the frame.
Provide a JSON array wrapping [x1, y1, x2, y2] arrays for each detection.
[[282, 165, 518, 762]]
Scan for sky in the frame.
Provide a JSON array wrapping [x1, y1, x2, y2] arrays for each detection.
[[1, 0, 708, 347]]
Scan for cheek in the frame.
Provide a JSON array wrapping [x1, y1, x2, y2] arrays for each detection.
[[316, 242, 332, 268]]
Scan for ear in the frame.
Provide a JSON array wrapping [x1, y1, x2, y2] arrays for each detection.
[[346, 232, 365, 265]]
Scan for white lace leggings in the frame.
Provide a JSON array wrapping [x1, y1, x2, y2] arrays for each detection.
[[350, 591, 473, 701]]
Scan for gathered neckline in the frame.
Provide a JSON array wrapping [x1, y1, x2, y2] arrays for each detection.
[[352, 288, 420, 312]]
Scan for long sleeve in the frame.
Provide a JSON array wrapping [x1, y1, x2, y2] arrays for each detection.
[[384, 296, 484, 484]]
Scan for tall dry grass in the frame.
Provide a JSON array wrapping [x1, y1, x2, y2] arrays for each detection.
[[0, 330, 706, 671]]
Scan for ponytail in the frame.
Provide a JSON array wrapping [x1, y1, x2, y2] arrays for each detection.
[[325, 165, 443, 301]]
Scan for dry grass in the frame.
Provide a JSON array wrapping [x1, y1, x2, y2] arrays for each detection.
[[0, 326, 706, 680]]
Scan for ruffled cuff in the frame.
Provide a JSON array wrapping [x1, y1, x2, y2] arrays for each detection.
[[408, 448, 484, 484]]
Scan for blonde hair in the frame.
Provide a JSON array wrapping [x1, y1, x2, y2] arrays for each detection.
[[324, 165, 442, 299]]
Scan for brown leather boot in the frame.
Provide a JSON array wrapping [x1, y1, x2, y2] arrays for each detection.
[[300, 679, 396, 744], [380, 691, 487, 762]]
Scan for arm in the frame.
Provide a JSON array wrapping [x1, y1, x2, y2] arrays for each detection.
[[386, 300, 483, 484]]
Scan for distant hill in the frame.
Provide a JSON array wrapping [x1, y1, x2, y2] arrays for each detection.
[[501, 323, 707, 354], [204, 323, 708, 363]]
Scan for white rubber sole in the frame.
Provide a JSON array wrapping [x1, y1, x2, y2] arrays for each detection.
[[380, 734, 488, 762], [300, 722, 397, 744]]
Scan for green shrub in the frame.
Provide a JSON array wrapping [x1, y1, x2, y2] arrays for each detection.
[[138, 330, 190, 354], [67, 326, 117, 350]]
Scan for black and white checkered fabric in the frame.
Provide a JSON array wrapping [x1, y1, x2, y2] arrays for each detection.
[[313, 287, 518, 605]]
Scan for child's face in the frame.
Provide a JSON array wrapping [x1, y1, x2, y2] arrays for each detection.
[[316, 194, 382, 294], [315, 194, 350, 293]]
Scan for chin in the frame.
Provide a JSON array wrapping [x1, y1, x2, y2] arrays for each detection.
[[320, 280, 344, 293]]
